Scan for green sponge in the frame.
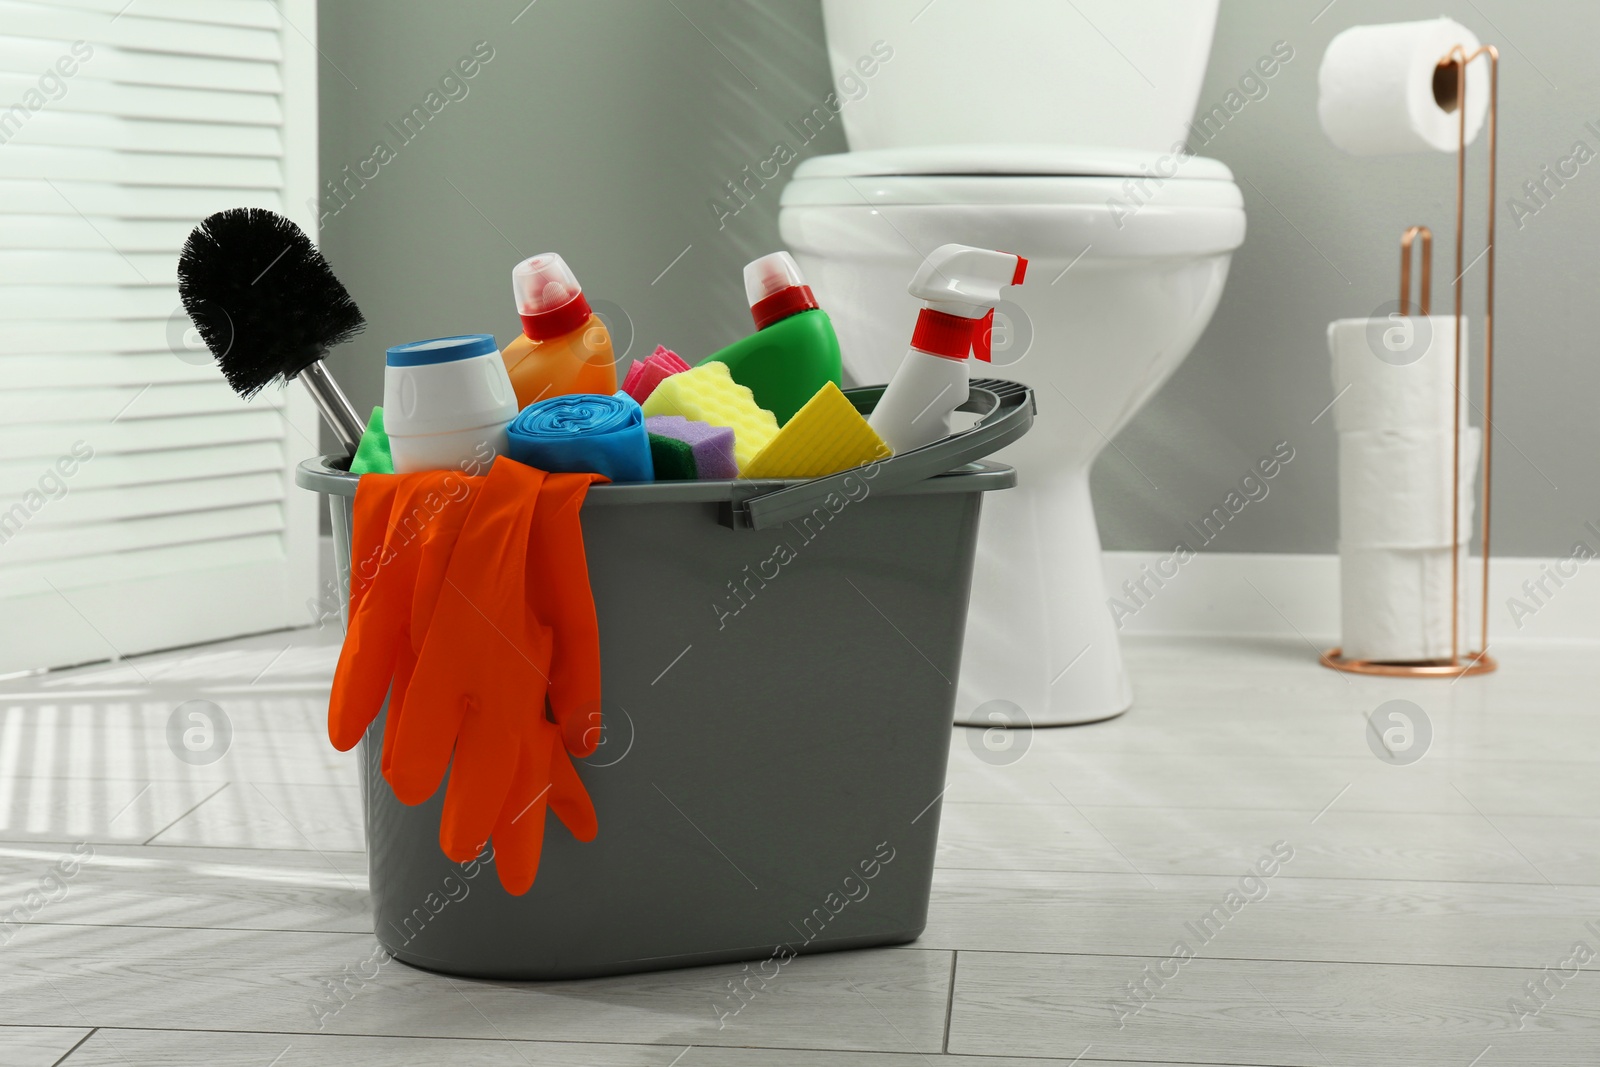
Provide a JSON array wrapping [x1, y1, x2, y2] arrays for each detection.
[[648, 432, 697, 481], [350, 406, 394, 475]]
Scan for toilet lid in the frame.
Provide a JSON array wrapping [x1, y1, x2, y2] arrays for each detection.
[[793, 145, 1234, 182]]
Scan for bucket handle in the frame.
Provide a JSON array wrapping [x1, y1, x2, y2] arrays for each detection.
[[724, 378, 1035, 531]]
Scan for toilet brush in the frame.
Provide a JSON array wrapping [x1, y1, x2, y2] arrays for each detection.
[[178, 208, 367, 455]]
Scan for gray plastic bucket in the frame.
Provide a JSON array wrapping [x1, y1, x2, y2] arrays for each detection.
[[295, 379, 1033, 980]]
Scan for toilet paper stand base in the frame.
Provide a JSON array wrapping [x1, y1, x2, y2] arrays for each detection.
[[1320, 648, 1496, 678]]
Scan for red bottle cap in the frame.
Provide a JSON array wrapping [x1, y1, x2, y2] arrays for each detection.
[[519, 294, 592, 341], [513, 253, 594, 340], [744, 251, 820, 330], [910, 308, 977, 361], [750, 285, 819, 331]]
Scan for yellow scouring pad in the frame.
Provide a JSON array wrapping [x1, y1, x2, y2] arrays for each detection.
[[741, 381, 893, 480], [642, 361, 778, 471]]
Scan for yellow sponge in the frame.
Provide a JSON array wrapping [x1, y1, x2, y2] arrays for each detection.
[[742, 381, 892, 480], [643, 361, 778, 471]]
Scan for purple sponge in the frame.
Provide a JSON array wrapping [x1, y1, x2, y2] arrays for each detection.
[[645, 415, 737, 480]]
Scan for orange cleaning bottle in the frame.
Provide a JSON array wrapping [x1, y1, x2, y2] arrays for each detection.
[[500, 253, 617, 408]]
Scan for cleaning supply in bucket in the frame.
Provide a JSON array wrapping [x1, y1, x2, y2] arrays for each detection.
[[742, 381, 891, 480], [350, 407, 394, 475], [394, 460, 603, 893], [331, 471, 482, 762], [621, 345, 690, 404], [642, 361, 778, 472], [507, 392, 654, 483], [178, 208, 368, 455], [330, 459, 605, 894], [869, 244, 1027, 454], [697, 251, 842, 426], [501, 253, 617, 408], [645, 415, 738, 480], [384, 335, 518, 475], [648, 433, 697, 481]]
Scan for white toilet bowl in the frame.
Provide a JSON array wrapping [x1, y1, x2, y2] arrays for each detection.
[[780, 0, 1246, 725]]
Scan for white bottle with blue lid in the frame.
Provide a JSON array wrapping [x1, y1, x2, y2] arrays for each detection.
[[384, 334, 518, 474]]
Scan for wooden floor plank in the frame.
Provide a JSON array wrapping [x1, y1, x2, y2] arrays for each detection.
[[945, 739, 1600, 817], [145, 781, 366, 852], [924, 867, 1600, 969], [948, 948, 1600, 1064], [55, 1028, 1243, 1066], [0, 1025, 91, 1067], [0, 841, 367, 934], [0, 924, 950, 1054], [936, 800, 1570, 884]]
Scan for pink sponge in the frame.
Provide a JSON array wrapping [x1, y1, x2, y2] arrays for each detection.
[[645, 415, 738, 480], [622, 345, 691, 404]]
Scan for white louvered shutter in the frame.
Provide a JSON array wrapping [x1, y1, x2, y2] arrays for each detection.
[[0, 0, 321, 672]]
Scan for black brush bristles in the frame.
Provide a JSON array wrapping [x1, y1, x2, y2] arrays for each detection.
[[177, 208, 365, 399]]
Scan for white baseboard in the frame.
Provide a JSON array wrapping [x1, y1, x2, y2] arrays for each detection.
[[1103, 550, 1600, 643]]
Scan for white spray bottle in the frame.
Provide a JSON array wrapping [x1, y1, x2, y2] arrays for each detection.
[[868, 243, 1027, 453]]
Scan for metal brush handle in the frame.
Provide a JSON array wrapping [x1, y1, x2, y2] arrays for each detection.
[[297, 359, 365, 456]]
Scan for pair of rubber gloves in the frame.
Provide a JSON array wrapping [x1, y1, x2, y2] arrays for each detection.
[[329, 457, 604, 894]]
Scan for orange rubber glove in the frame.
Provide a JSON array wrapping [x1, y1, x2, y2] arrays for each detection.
[[329, 471, 479, 770], [386, 458, 600, 893], [529, 472, 607, 758], [476, 470, 608, 895], [486, 723, 599, 894], [487, 471, 608, 893]]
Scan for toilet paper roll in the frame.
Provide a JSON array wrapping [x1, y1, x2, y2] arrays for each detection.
[[1339, 426, 1481, 548], [1340, 542, 1472, 663], [1328, 315, 1466, 435], [1318, 18, 1488, 155]]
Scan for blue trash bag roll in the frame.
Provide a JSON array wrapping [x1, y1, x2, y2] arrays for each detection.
[[506, 392, 654, 484]]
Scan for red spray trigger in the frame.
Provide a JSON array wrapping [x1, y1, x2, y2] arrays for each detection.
[[972, 309, 995, 362], [973, 253, 1025, 360]]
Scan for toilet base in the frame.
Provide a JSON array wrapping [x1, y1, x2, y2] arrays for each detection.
[[955, 472, 1133, 728], [956, 699, 1133, 728]]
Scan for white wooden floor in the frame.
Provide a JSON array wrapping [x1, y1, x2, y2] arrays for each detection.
[[3, 629, 1598, 1065]]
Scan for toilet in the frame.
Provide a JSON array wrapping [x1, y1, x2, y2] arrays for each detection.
[[779, 0, 1246, 725]]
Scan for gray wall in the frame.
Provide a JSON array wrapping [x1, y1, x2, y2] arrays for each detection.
[[318, 0, 1598, 558], [314, 0, 845, 436]]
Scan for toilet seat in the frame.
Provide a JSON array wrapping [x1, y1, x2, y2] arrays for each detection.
[[781, 146, 1245, 260], [792, 144, 1236, 181]]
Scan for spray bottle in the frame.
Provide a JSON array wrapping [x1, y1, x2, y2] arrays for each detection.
[[500, 253, 617, 408], [868, 243, 1027, 453]]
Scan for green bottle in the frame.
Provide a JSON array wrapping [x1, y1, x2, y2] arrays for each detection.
[[698, 252, 842, 426]]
